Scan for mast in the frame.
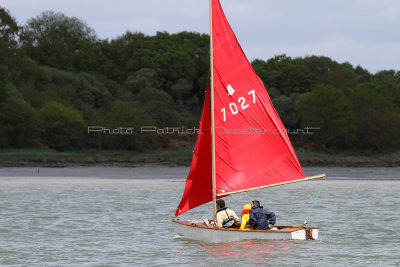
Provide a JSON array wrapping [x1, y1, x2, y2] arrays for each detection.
[[209, 0, 217, 223]]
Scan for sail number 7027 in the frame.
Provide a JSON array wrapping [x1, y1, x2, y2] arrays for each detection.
[[221, 90, 255, 122]]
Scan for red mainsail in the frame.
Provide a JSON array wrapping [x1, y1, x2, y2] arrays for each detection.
[[175, 0, 304, 216]]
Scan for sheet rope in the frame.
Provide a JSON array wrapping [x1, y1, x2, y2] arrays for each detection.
[[303, 178, 326, 226]]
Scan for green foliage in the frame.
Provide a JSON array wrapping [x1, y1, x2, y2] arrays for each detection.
[[3, 82, 23, 99], [20, 11, 98, 72], [301, 56, 357, 90], [253, 55, 315, 96], [0, 6, 19, 102], [127, 31, 209, 100], [297, 85, 356, 150], [0, 6, 19, 58], [0, 77, 5, 102], [109, 31, 145, 82], [36, 101, 85, 151], [14, 65, 113, 118], [168, 78, 192, 100], [272, 93, 302, 129], [0, 7, 399, 152], [75, 72, 112, 108], [354, 65, 372, 83], [98, 100, 154, 151], [124, 68, 160, 93], [135, 87, 183, 126], [374, 70, 399, 83], [352, 91, 400, 150], [0, 7, 18, 37], [0, 98, 36, 147]]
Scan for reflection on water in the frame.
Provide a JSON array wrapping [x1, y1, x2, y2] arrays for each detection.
[[182, 239, 304, 264]]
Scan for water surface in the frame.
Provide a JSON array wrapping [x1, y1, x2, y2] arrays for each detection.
[[0, 167, 399, 266]]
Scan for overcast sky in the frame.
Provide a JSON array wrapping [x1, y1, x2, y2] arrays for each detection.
[[2, 0, 400, 73]]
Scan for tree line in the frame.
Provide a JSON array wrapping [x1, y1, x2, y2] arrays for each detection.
[[1, 7, 399, 152]]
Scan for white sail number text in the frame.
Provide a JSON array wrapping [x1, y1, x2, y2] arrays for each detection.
[[221, 90, 255, 122]]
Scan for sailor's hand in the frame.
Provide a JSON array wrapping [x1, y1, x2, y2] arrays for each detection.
[[268, 224, 273, 229]]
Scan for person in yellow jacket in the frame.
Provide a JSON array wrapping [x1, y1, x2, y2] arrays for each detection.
[[240, 204, 252, 229]]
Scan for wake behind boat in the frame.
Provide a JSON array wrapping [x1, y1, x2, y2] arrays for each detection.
[[173, 0, 325, 242]]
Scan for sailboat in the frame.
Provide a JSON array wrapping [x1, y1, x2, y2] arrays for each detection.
[[172, 0, 325, 242]]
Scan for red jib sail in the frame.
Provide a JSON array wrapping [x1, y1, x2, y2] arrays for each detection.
[[175, 0, 304, 216], [175, 87, 213, 216]]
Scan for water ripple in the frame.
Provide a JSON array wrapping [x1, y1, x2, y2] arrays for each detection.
[[0, 168, 399, 266]]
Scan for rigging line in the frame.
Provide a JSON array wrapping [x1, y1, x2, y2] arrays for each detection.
[[303, 178, 326, 225]]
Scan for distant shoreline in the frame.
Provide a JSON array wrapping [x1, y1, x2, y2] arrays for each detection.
[[0, 149, 400, 167], [0, 166, 399, 181], [298, 152, 400, 167]]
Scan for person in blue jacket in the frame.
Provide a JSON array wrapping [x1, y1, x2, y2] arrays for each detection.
[[249, 200, 276, 230]]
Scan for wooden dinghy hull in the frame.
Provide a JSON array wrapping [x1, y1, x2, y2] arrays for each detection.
[[172, 219, 318, 242]]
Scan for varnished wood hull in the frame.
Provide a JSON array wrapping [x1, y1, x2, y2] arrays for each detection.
[[172, 219, 318, 242]]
